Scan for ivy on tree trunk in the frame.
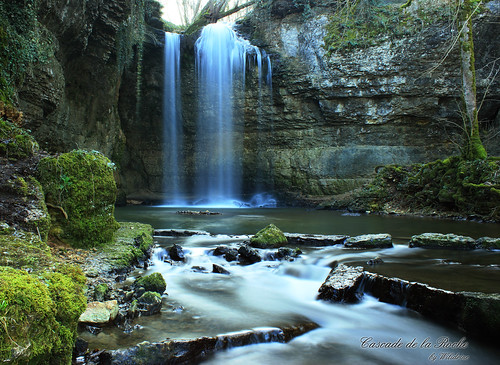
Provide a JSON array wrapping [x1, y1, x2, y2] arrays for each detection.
[[457, 0, 487, 160]]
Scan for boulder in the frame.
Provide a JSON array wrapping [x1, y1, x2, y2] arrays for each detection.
[[317, 264, 364, 303], [78, 300, 119, 325], [213, 246, 239, 261], [409, 233, 476, 250], [169, 244, 186, 261], [250, 224, 288, 248], [134, 272, 166, 295], [238, 244, 262, 265], [344, 234, 393, 249], [276, 247, 302, 261]]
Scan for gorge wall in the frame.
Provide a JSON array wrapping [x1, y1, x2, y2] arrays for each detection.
[[10, 0, 500, 204]]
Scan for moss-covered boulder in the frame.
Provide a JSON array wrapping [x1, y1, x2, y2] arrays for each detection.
[[0, 119, 39, 159], [38, 150, 120, 247], [409, 233, 477, 250], [135, 272, 166, 295], [344, 234, 393, 249], [0, 228, 86, 364], [250, 224, 288, 248], [136, 291, 162, 316]]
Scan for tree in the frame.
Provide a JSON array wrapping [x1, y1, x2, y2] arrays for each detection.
[[184, 0, 257, 34], [456, 0, 487, 160]]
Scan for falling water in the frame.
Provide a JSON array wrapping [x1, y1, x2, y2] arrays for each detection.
[[194, 22, 274, 207], [163, 32, 184, 205]]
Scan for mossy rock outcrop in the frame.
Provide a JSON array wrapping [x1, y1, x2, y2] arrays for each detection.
[[360, 157, 500, 221], [0, 227, 86, 364], [38, 150, 120, 247], [0, 119, 39, 160], [250, 224, 288, 248]]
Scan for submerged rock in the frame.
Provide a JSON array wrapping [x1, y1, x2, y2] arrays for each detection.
[[344, 234, 393, 249], [317, 264, 364, 303], [409, 233, 476, 250], [366, 256, 384, 265], [250, 224, 288, 248], [78, 300, 119, 325], [104, 323, 318, 364]]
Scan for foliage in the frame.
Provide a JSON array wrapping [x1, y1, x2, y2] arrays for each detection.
[[323, 0, 452, 53], [38, 150, 119, 248], [0, 0, 52, 104], [363, 156, 500, 221], [0, 119, 39, 159]]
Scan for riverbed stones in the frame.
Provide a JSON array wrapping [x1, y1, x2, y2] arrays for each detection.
[[344, 234, 393, 249], [409, 233, 476, 250], [78, 300, 119, 325], [250, 224, 288, 248], [317, 264, 364, 303]]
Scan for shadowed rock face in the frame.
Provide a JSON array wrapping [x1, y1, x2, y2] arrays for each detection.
[[13, 1, 500, 203]]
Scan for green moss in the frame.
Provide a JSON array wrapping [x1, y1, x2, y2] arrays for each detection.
[[361, 156, 500, 221], [0, 227, 86, 364], [135, 272, 166, 295], [38, 150, 120, 248], [94, 283, 109, 301], [98, 222, 154, 272], [0, 119, 39, 159], [250, 224, 288, 248]]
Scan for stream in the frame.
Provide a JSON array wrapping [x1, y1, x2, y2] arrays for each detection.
[[81, 207, 500, 364]]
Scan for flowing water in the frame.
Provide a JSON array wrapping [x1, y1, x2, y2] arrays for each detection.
[[81, 207, 500, 364]]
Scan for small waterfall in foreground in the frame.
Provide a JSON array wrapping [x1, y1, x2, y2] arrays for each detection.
[[194, 22, 274, 207], [163, 32, 184, 204]]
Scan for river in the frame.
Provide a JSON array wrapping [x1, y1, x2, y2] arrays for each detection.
[[81, 207, 500, 364]]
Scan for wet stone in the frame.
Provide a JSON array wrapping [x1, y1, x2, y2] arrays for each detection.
[[317, 264, 364, 303], [238, 244, 262, 265], [344, 234, 393, 249], [212, 263, 230, 275], [169, 244, 185, 261]]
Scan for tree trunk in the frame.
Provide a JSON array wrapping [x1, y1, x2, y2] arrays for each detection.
[[457, 0, 487, 160]]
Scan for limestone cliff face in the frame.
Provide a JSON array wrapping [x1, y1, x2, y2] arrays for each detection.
[[17, 0, 135, 159], [238, 0, 500, 200]]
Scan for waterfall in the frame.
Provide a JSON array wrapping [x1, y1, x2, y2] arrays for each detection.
[[194, 22, 274, 207], [163, 32, 184, 204]]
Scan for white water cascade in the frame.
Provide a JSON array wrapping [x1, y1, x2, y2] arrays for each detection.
[[163, 32, 184, 205], [194, 22, 273, 207]]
